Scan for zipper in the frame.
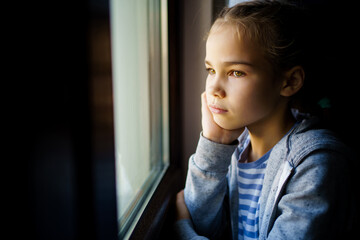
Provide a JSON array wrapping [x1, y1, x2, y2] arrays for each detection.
[[266, 161, 295, 236]]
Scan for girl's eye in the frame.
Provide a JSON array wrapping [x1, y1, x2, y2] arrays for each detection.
[[232, 71, 245, 77], [206, 68, 216, 75]]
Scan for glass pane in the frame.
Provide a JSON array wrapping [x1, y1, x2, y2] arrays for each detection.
[[110, 0, 169, 238]]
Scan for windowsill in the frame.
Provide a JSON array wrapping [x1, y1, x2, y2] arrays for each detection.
[[128, 166, 183, 239]]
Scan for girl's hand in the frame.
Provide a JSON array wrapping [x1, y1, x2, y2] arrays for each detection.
[[201, 92, 244, 144], [176, 190, 191, 220]]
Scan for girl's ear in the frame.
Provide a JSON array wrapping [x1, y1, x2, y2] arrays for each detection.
[[280, 66, 304, 97]]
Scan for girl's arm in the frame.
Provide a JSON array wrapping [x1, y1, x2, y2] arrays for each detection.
[[175, 190, 209, 240], [183, 133, 237, 239], [175, 93, 243, 239]]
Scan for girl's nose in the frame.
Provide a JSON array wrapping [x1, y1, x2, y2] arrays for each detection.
[[207, 77, 226, 99]]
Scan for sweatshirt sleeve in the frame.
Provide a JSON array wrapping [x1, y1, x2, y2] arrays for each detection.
[[184, 133, 237, 239]]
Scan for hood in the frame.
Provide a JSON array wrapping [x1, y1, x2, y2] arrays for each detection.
[[287, 111, 352, 168]]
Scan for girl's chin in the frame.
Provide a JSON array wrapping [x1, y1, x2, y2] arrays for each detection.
[[214, 118, 243, 131]]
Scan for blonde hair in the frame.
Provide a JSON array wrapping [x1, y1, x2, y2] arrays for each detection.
[[209, 0, 306, 74]]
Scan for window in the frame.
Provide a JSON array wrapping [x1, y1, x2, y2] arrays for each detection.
[[110, 0, 169, 238]]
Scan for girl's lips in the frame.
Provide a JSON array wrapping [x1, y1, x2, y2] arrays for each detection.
[[208, 104, 228, 114]]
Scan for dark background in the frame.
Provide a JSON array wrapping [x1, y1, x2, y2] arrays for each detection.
[[6, 0, 358, 239]]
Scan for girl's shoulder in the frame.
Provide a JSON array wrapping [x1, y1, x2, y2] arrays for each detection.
[[287, 116, 353, 167]]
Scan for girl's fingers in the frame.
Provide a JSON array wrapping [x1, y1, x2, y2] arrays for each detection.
[[201, 92, 209, 114]]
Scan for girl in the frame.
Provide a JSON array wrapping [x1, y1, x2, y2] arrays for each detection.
[[174, 1, 354, 239]]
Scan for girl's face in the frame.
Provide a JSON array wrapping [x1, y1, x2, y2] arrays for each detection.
[[205, 25, 284, 131]]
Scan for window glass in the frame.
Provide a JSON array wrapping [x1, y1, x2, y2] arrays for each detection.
[[110, 0, 169, 238]]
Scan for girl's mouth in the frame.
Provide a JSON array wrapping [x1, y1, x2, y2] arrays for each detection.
[[208, 104, 228, 114]]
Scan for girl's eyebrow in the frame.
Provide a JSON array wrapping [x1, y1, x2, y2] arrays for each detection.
[[205, 60, 254, 67]]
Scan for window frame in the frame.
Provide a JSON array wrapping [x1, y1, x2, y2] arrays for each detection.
[[126, 0, 186, 238], [88, 0, 184, 239]]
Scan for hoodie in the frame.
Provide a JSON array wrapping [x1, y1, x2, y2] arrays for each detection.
[[175, 113, 354, 240]]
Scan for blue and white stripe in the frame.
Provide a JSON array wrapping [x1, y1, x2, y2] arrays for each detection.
[[237, 138, 271, 240]]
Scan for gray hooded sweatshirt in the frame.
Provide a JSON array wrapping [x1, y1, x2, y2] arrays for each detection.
[[175, 113, 354, 240]]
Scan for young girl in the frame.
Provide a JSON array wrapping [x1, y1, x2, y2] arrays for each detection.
[[174, 1, 354, 239]]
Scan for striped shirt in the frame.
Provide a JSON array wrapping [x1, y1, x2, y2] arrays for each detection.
[[237, 137, 271, 240]]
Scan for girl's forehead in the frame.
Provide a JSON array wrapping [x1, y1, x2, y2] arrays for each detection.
[[205, 24, 269, 69], [208, 25, 239, 45], [206, 24, 256, 52]]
